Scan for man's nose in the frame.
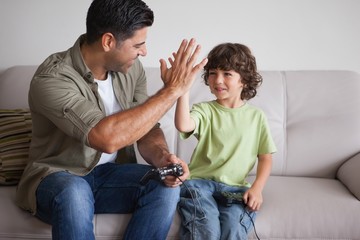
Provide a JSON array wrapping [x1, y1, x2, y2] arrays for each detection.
[[138, 45, 147, 57]]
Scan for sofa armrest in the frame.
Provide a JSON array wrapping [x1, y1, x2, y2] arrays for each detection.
[[337, 152, 360, 200]]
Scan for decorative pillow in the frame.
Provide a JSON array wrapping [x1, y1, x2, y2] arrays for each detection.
[[0, 109, 32, 185]]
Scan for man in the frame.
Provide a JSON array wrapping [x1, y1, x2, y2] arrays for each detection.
[[15, 0, 207, 239]]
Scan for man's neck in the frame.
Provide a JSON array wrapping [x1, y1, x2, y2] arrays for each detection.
[[80, 40, 107, 80]]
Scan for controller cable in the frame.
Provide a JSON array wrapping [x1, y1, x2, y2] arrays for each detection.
[[177, 177, 260, 240]]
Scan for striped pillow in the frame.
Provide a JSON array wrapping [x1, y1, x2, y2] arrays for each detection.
[[0, 109, 32, 185]]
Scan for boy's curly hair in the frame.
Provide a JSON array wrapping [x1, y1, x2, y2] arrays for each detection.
[[203, 43, 263, 100]]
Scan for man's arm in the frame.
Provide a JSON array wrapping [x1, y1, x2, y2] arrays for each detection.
[[136, 126, 170, 168], [137, 126, 190, 186], [88, 39, 207, 153]]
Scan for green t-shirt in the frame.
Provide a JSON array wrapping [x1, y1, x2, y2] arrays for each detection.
[[181, 101, 277, 187]]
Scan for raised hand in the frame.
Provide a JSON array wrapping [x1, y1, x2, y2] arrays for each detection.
[[159, 38, 208, 97]]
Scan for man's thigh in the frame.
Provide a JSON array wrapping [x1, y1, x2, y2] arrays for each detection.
[[86, 163, 153, 213]]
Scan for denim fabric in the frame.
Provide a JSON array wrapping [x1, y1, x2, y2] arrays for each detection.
[[178, 179, 256, 240], [35, 163, 180, 240]]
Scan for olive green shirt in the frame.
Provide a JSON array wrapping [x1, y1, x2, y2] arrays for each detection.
[[16, 35, 152, 214]]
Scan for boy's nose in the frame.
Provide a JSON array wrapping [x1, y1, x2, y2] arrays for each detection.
[[215, 75, 223, 84]]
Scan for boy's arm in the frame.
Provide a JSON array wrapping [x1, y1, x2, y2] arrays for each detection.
[[243, 153, 272, 211], [174, 91, 196, 133]]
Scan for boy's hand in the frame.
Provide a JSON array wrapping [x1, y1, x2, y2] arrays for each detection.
[[243, 187, 263, 211]]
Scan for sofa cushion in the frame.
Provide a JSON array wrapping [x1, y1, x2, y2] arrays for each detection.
[[0, 66, 36, 109], [0, 109, 32, 185], [247, 175, 360, 239], [283, 71, 360, 178], [0, 186, 51, 239], [337, 152, 360, 200]]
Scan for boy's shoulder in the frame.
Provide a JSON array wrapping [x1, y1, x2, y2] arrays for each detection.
[[193, 101, 266, 117], [192, 100, 215, 109], [245, 103, 264, 112]]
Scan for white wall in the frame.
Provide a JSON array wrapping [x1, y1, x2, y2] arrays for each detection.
[[1, 0, 360, 73]]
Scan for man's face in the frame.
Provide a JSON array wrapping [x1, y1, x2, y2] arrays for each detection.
[[106, 27, 148, 74]]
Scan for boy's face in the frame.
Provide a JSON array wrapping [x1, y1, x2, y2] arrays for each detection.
[[208, 69, 244, 107]]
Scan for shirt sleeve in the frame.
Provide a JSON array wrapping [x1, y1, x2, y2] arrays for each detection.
[[179, 102, 206, 140], [29, 70, 104, 146], [258, 111, 277, 154]]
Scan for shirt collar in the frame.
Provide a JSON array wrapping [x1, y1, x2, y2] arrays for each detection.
[[70, 34, 95, 83]]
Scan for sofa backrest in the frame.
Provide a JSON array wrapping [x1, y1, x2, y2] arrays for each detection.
[[0, 66, 36, 109], [1, 66, 360, 179]]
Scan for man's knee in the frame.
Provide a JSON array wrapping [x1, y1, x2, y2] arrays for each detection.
[[38, 172, 94, 210], [56, 177, 93, 207]]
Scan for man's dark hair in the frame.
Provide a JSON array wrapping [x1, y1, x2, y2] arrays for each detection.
[[86, 0, 154, 44]]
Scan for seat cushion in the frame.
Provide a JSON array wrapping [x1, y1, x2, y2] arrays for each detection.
[[0, 186, 51, 239], [248, 176, 360, 239]]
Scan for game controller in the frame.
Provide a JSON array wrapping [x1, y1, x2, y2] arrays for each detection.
[[140, 163, 184, 185], [213, 191, 245, 207]]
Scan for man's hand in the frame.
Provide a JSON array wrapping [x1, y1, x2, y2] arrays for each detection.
[[159, 38, 208, 97], [161, 153, 190, 188]]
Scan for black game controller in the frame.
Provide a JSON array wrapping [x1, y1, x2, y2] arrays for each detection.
[[213, 191, 245, 207], [140, 163, 184, 185]]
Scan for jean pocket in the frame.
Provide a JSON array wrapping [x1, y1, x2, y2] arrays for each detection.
[[178, 187, 206, 226]]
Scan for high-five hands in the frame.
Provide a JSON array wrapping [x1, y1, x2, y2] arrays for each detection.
[[159, 38, 208, 97]]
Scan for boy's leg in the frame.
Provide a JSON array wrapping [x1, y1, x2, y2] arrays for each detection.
[[178, 179, 221, 240], [219, 203, 257, 240], [217, 185, 257, 240]]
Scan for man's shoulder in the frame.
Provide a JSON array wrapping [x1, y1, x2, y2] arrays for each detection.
[[35, 50, 73, 77]]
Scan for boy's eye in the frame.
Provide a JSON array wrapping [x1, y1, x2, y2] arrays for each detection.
[[208, 71, 216, 75]]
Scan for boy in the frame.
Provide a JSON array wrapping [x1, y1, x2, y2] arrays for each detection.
[[175, 43, 277, 240]]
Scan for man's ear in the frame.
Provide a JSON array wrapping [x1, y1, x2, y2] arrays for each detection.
[[101, 33, 116, 52]]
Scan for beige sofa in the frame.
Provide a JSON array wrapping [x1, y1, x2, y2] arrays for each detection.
[[1, 65, 360, 240]]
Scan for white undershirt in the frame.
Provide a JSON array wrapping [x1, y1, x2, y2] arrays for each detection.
[[94, 74, 122, 165]]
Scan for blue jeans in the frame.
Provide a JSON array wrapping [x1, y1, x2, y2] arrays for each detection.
[[35, 163, 180, 240], [178, 179, 256, 240]]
